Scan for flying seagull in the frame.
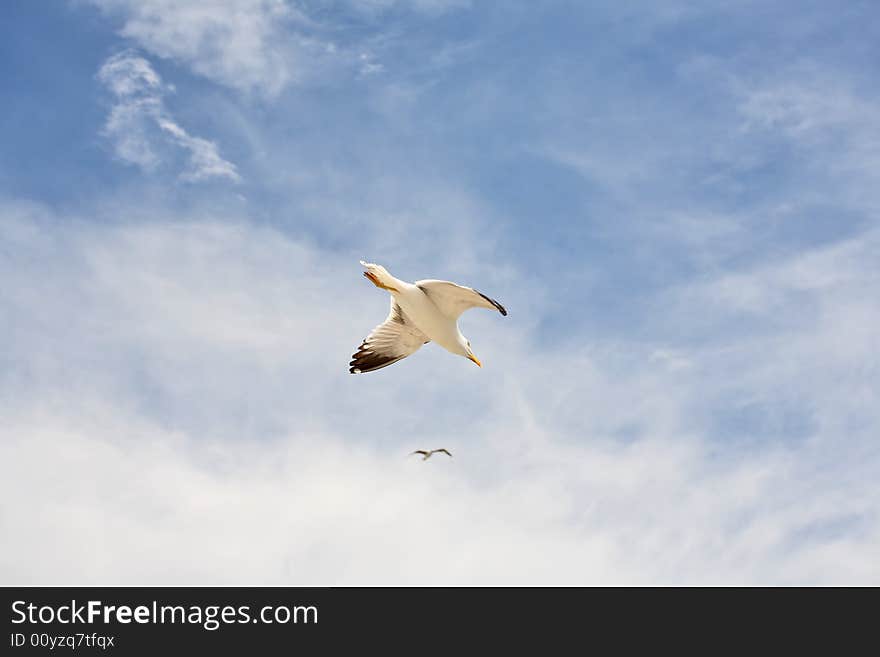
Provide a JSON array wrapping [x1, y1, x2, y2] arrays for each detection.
[[410, 448, 453, 460], [350, 261, 507, 374]]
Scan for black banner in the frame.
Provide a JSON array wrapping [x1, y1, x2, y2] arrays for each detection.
[[0, 587, 871, 653]]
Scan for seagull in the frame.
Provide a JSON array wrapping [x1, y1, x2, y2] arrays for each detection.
[[350, 261, 508, 374], [410, 448, 453, 460]]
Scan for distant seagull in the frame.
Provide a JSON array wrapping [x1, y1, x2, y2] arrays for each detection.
[[350, 261, 507, 374], [410, 449, 453, 461]]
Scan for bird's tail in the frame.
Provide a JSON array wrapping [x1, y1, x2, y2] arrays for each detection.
[[360, 260, 399, 289]]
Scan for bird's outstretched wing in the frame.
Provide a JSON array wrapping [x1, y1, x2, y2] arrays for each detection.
[[415, 280, 507, 319], [410, 450, 429, 456], [350, 299, 429, 374], [435, 448, 453, 458]]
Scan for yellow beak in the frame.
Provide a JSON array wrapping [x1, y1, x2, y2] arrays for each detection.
[[467, 353, 482, 368]]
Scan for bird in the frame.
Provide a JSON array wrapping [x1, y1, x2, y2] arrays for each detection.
[[410, 448, 453, 460], [350, 261, 507, 374]]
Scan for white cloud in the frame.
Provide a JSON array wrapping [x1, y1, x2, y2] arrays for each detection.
[[156, 119, 241, 182], [98, 51, 241, 183], [90, 0, 305, 97], [0, 199, 877, 584], [14, 1, 873, 586], [739, 82, 867, 137], [357, 52, 384, 77], [736, 73, 880, 189], [343, 0, 470, 15], [101, 97, 163, 171], [87, 1, 471, 96], [97, 50, 163, 96]]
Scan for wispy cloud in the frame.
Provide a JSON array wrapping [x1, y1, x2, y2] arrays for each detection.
[[1, 200, 877, 584], [357, 52, 385, 77], [343, 0, 471, 15], [90, 0, 305, 97], [4, 1, 880, 585], [88, 0, 472, 96], [98, 51, 241, 183], [737, 75, 880, 192]]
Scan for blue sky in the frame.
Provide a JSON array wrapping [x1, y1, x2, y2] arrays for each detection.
[[1, 1, 878, 584]]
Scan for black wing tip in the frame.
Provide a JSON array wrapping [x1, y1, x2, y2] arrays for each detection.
[[477, 290, 508, 316], [349, 341, 366, 373], [349, 345, 402, 374]]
